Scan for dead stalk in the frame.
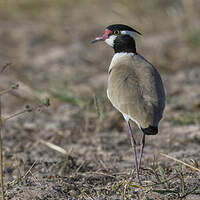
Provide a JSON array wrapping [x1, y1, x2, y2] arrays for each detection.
[[0, 97, 5, 200], [160, 153, 200, 172]]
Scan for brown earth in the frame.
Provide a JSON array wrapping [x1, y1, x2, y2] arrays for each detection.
[[0, 1, 200, 199]]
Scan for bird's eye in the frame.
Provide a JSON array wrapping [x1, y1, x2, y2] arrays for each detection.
[[113, 30, 120, 36]]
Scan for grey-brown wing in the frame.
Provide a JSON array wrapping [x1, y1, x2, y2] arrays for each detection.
[[107, 60, 165, 128]]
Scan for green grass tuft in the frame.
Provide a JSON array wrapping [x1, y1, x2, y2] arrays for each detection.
[[52, 91, 84, 106], [187, 30, 200, 48]]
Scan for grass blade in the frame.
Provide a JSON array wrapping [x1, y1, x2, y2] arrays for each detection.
[[177, 168, 185, 193], [0, 98, 5, 200], [158, 165, 169, 188]]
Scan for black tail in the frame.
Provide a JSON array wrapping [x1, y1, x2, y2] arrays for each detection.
[[141, 126, 158, 135]]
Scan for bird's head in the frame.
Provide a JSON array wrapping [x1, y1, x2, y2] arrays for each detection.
[[92, 24, 141, 53]]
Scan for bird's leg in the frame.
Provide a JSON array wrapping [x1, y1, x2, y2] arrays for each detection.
[[126, 121, 140, 182], [138, 133, 145, 170]]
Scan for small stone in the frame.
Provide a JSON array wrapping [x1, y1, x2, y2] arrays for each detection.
[[23, 122, 36, 131], [68, 190, 77, 197]]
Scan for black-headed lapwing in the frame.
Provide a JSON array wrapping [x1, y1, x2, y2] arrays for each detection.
[[92, 24, 165, 182]]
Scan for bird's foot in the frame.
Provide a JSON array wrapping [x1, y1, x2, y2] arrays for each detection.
[[130, 169, 142, 185]]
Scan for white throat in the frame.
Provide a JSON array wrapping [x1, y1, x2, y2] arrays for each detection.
[[105, 35, 116, 47]]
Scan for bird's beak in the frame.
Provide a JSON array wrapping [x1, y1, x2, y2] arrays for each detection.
[[91, 33, 108, 43]]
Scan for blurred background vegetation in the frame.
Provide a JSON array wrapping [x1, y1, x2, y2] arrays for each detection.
[[0, 0, 199, 122]]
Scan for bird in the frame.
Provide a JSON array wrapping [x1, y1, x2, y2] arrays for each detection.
[[92, 24, 165, 182]]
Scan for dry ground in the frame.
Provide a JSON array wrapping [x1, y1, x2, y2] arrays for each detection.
[[0, 0, 200, 199]]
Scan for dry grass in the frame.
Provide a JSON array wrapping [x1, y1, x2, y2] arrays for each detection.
[[0, 0, 199, 199]]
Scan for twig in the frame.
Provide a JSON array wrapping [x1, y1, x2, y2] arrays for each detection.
[[160, 153, 200, 172], [85, 171, 117, 179], [82, 192, 95, 200], [0, 97, 5, 200], [39, 139, 67, 155], [99, 159, 108, 171], [93, 94, 100, 118], [76, 160, 86, 173], [144, 175, 177, 187], [22, 160, 37, 180], [180, 185, 199, 199], [0, 63, 11, 73], [3, 109, 31, 121], [0, 83, 19, 96], [3, 98, 50, 121], [148, 191, 162, 200]]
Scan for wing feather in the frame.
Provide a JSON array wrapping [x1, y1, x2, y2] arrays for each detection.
[[107, 54, 165, 128]]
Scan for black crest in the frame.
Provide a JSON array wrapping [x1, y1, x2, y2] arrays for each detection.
[[106, 24, 142, 35]]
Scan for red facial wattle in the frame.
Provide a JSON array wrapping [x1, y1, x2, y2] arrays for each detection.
[[91, 29, 112, 43]]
